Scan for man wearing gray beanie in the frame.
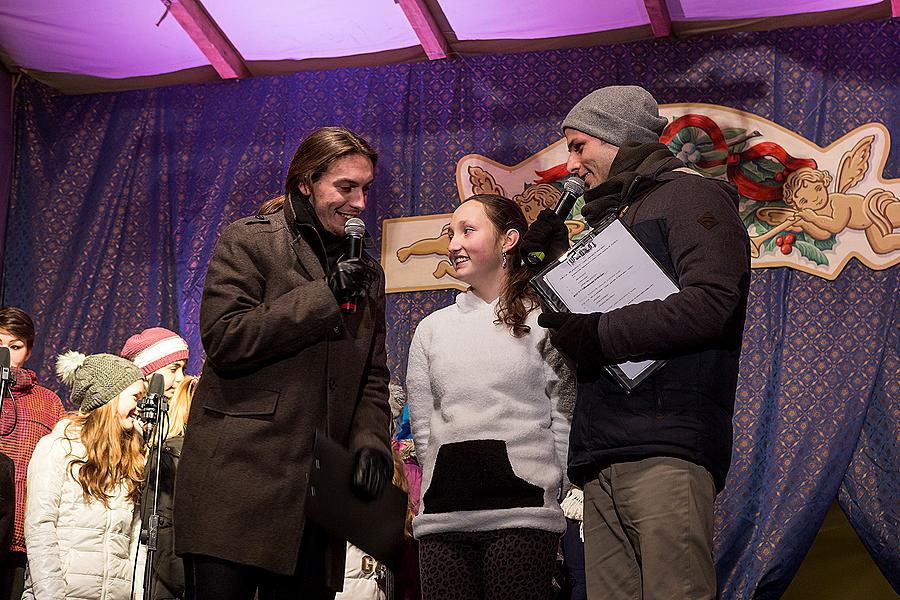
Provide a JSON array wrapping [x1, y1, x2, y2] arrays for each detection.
[[523, 86, 751, 600]]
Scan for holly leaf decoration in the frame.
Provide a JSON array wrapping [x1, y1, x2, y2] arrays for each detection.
[[794, 240, 829, 266], [741, 160, 764, 179], [793, 230, 836, 251], [812, 236, 836, 251], [703, 149, 728, 162], [722, 127, 747, 138], [741, 206, 761, 229]]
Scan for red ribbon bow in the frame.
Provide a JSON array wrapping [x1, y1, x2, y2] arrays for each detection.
[[660, 114, 817, 201]]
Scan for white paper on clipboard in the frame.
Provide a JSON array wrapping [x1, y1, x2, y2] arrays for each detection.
[[532, 216, 679, 388]]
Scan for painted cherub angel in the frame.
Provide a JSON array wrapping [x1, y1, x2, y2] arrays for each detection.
[[777, 135, 900, 254]]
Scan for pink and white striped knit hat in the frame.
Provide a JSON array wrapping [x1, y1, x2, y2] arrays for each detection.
[[120, 327, 189, 376]]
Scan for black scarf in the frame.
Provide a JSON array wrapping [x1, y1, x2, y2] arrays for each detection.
[[582, 142, 675, 223], [290, 194, 344, 272]]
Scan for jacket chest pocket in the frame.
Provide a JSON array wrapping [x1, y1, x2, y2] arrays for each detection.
[[203, 386, 279, 417]]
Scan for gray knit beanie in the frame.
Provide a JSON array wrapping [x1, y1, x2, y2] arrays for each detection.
[[562, 85, 668, 146], [56, 351, 143, 412]]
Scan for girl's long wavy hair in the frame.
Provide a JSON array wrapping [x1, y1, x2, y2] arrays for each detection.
[[164, 375, 198, 441], [64, 399, 145, 507], [463, 194, 538, 337]]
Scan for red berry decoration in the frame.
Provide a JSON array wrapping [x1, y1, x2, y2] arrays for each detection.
[[780, 244, 793, 255], [776, 236, 784, 246], [784, 233, 796, 245]]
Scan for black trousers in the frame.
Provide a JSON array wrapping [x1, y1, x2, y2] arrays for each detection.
[[418, 528, 559, 600], [0, 552, 25, 600], [183, 521, 335, 600]]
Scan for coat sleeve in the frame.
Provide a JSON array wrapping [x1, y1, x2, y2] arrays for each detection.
[[404, 322, 432, 467], [540, 333, 573, 497], [200, 222, 343, 371], [595, 178, 750, 363], [24, 435, 67, 600], [348, 270, 392, 460]]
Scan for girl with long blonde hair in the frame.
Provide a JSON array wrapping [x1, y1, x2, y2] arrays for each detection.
[[24, 352, 147, 600]]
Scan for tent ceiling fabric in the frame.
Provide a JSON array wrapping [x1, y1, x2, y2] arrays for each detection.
[[440, 0, 651, 40], [0, 0, 892, 93], [209, 1, 421, 61]]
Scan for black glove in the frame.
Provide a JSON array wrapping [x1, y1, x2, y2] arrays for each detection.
[[520, 210, 570, 270], [538, 311, 605, 367], [352, 447, 392, 501], [327, 258, 368, 303]]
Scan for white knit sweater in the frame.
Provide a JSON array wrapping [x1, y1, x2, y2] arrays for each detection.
[[406, 291, 572, 538]]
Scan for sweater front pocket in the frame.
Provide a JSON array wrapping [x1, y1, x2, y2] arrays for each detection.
[[423, 439, 543, 514]]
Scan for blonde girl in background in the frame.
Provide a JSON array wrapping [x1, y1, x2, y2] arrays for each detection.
[[23, 352, 147, 600]]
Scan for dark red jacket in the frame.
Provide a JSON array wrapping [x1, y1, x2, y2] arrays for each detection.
[[0, 367, 65, 554]]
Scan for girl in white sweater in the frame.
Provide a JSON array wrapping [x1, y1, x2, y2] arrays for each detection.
[[406, 194, 573, 600], [23, 352, 147, 600]]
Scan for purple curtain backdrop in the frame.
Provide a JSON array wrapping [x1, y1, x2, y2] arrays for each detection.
[[0, 67, 13, 287], [4, 19, 898, 598]]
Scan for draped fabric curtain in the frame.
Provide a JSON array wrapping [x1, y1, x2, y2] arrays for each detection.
[[4, 20, 897, 598]]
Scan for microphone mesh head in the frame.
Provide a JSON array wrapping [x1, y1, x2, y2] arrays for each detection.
[[563, 177, 585, 197], [148, 372, 166, 396], [344, 217, 366, 238]]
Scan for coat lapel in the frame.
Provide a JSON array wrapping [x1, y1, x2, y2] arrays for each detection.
[[284, 196, 326, 280]]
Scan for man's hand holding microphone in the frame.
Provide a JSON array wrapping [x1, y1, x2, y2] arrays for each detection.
[[520, 177, 606, 369], [328, 217, 370, 314]]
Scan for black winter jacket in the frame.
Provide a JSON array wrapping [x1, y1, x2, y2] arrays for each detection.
[[568, 153, 750, 491]]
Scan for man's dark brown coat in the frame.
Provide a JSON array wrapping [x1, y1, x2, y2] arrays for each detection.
[[174, 198, 391, 588]]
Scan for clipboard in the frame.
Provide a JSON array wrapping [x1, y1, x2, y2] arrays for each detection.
[[530, 214, 680, 391], [305, 432, 408, 569]]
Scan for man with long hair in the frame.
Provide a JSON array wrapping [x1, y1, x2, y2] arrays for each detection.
[[175, 127, 392, 600]]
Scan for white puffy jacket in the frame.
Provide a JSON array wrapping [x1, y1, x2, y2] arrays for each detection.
[[23, 420, 145, 600], [334, 543, 385, 600]]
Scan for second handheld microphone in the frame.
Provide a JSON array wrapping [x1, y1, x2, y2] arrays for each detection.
[[340, 217, 367, 314]]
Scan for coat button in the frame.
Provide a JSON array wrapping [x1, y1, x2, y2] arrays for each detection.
[[328, 378, 337, 391], [333, 325, 341, 334]]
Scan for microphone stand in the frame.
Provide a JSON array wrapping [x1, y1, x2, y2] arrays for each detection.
[[0, 379, 7, 424], [141, 394, 169, 600]]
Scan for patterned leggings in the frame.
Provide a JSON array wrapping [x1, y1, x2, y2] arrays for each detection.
[[418, 528, 559, 600]]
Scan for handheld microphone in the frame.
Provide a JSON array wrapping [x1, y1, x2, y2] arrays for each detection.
[[340, 217, 366, 314], [554, 176, 586, 219], [525, 177, 585, 267]]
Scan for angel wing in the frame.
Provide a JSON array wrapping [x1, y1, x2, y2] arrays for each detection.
[[468, 165, 505, 197], [835, 135, 875, 194]]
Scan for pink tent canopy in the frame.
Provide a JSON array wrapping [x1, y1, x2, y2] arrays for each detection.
[[0, 0, 894, 93]]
